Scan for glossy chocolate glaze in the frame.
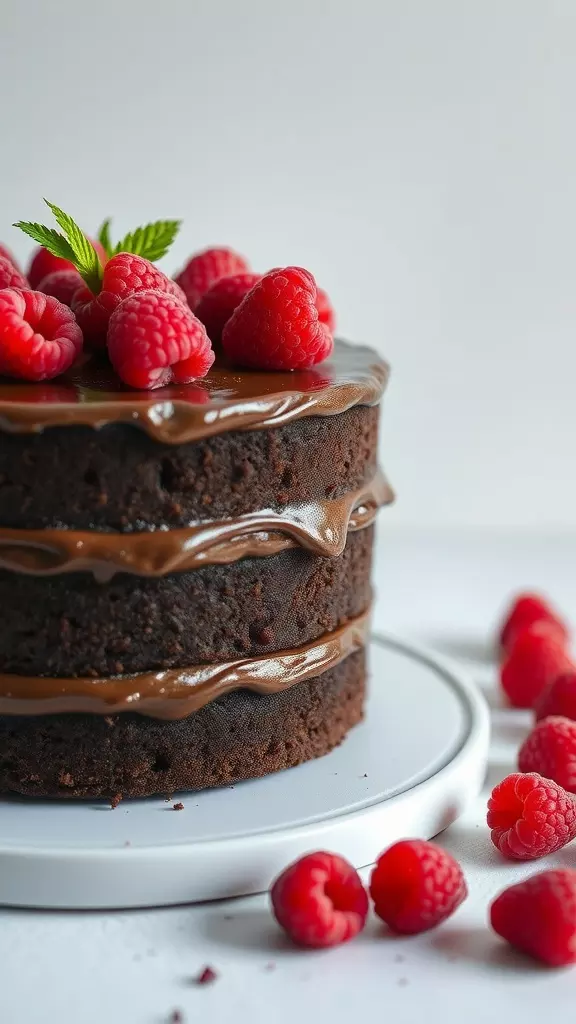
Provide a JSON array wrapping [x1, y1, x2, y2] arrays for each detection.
[[0, 608, 370, 720], [0, 340, 388, 442], [0, 470, 392, 580]]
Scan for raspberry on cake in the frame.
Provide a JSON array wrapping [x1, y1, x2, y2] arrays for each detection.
[[195, 272, 261, 346], [0, 288, 83, 381], [222, 266, 333, 370], [175, 247, 250, 310], [0, 256, 28, 291], [107, 290, 215, 389], [37, 269, 83, 307]]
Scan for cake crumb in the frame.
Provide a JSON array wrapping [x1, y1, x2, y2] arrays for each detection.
[[124, 840, 131, 847], [110, 793, 122, 809], [173, 802, 184, 811], [58, 771, 75, 788], [195, 965, 218, 985], [169, 1010, 184, 1023], [263, 961, 276, 972]]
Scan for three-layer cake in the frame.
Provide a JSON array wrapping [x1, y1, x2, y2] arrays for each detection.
[[0, 339, 390, 798]]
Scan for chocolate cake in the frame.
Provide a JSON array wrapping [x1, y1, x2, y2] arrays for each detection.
[[0, 339, 390, 798]]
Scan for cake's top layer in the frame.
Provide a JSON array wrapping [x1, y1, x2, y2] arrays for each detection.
[[0, 340, 388, 443]]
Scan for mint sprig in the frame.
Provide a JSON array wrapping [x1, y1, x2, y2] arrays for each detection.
[[97, 217, 113, 258], [15, 203, 182, 296], [15, 199, 103, 294], [111, 220, 181, 262]]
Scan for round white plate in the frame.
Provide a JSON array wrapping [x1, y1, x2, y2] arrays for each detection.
[[0, 634, 489, 909]]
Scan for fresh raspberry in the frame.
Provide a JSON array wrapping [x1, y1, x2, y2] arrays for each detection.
[[175, 247, 250, 310], [195, 272, 261, 346], [490, 869, 576, 965], [500, 626, 573, 708], [27, 239, 106, 290], [499, 592, 568, 654], [107, 289, 214, 390], [0, 257, 28, 291], [368, 839, 467, 934], [222, 266, 333, 371], [487, 771, 576, 859], [0, 244, 21, 272], [536, 671, 576, 722], [518, 717, 576, 793], [0, 288, 83, 381], [72, 253, 185, 348], [37, 270, 83, 307], [270, 851, 368, 949], [316, 285, 336, 333]]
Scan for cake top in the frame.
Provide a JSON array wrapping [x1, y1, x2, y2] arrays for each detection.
[[0, 339, 389, 443]]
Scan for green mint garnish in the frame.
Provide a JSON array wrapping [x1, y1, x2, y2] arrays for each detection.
[[15, 199, 103, 294], [97, 217, 113, 258], [111, 219, 181, 262], [15, 204, 182, 296]]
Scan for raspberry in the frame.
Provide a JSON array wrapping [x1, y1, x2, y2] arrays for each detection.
[[27, 239, 106, 290], [270, 851, 368, 948], [316, 285, 336, 333], [0, 288, 83, 381], [195, 272, 261, 345], [368, 839, 467, 934], [37, 270, 83, 307], [487, 771, 576, 859], [490, 869, 576, 965], [0, 256, 28, 291], [107, 290, 214, 390], [499, 592, 568, 653], [519, 717, 576, 793], [536, 671, 576, 722], [222, 267, 333, 371], [0, 244, 21, 272], [72, 253, 185, 348], [500, 626, 572, 708], [175, 247, 250, 310]]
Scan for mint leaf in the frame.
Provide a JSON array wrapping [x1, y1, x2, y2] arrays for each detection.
[[112, 219, 181, 262], [97, 218, 113, 258], [13, 221, 76, 263], [43, 200, 102, 292]]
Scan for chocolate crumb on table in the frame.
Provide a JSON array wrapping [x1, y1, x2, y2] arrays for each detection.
[[169, 1010, 184, 1023], [173, 801, 184, 810], [109, 793, 122, 809]]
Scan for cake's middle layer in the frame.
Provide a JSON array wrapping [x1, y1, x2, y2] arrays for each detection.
[[0, 527, 374, 677]]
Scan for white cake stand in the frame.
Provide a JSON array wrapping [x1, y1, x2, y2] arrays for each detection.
[[0, 634, 489, 909]]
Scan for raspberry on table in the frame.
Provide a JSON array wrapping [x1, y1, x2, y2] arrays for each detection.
[[518, 717, 576, 793], [0, 288, 83, 381], [28, 239, 106, 290], [499, 592, 568, 654], [270, 851, 369, 948], [37, 269, 83, 307], [316, 285, 336, 333], [195, 272, 261, 346], [107, 289, 214, 390], [72, 253, 185, 348], [175, 247, 250, 310], [536, 671, 576, 722], [490, 868, 576, 965], [368, 839, 467, 934], [222, 266, 334, 371], [500, 625, 573, 708], [0, 256, 28, 292], [487, 771, 576, 859]]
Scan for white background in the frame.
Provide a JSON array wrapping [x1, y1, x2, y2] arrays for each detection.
[[2, 0, 575, 530]]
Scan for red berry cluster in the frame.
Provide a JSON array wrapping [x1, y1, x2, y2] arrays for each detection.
[[270, 591, 576, 967], [0, 204, 336, 386]]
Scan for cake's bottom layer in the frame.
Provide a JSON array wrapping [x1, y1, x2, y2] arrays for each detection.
[[0, 651, 365, 799]]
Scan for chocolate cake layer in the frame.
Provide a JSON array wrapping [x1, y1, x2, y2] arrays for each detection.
[[0, 528, 374, 677], [0, 650, 366, 798]]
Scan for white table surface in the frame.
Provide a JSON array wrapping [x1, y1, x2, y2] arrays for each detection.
[[3, 530, 576, 1024]]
